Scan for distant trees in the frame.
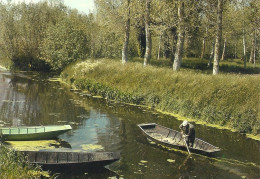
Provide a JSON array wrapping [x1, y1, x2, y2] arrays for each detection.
[[0, 1, 93, 71], [0, 0, 258, 73]]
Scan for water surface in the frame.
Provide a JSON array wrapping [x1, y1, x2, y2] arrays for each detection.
[[0, 71, 259, 178]]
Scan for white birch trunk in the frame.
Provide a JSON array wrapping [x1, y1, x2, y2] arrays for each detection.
[[144, 0, 151, 66], [201, 27, 207, 59], [208, 42, 215, 67], [122, 0, 130, 64], [213, 0, 223, 75], [243, 28, 246, 68], [173, 0, 185, 71], [221, 37, 226, 61], [157, 33, 162, 60]]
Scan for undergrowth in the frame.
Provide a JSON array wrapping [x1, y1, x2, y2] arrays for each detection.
[[0, 146, 49, 178], [61, 59, 260, 135]]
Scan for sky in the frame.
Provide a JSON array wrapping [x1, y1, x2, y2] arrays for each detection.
[[1, 0, 95, 14]]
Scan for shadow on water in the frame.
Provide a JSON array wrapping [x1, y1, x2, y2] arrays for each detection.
[[0, 71, 259, 178]]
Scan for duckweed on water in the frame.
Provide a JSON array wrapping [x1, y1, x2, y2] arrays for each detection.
[[5, 140, 61, 151], [80, 144, 104, 151]]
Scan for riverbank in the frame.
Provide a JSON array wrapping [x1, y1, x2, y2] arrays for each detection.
[[61, 59, 260, 140]]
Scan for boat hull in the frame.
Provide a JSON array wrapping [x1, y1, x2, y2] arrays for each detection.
[[138, 123, 221, 155], [18, 150, 120, 171], [0, 125, 72, 141]]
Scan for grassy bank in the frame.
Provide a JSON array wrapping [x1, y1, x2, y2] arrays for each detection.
[[61, 59, 259, 136], [0, 146, 49, 178]]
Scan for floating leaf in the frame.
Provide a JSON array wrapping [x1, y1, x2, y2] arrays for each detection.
[[140, 160, 148, 163], [167, 159, 175, 163]]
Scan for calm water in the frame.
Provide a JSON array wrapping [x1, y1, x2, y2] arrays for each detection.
[[0, 70, 259, 179]]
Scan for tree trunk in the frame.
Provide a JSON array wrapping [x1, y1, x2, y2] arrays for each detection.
[[213, 0, 223, 75], [201, 27, 207, 59], [173, 0, 185, 71], [144, 0, 151, 66], [122, 0, 130, 64], [201, 37, 205, 59], [170, 27, 177, 63], [220, 37, 226, 61], [157, 33, 162, 60], [234, 37, 237, 59], [243, 28, 247, 68], [208, 41, 215, 67], [249, 30, 256, 64]]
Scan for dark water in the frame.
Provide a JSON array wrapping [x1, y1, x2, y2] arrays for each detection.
[[0, 70, 259, 179]]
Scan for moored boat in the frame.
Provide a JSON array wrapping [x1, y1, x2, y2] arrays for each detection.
[[0, 125, 72, 141], [18, 150, 120, 171], [138, 123, 221, 155]]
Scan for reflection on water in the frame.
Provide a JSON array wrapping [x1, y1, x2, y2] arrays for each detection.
[[0, 71, 259, 178]]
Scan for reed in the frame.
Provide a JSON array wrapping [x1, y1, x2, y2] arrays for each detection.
[[0, 146, 49, 178], [61, 59, 260, 135]]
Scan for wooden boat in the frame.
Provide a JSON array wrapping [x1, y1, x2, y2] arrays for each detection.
[[138, 123, 221, 155], [0, 125, 72, 141], [18, 150, 120, 171]]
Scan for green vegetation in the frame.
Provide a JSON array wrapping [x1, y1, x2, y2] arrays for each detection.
[[0, 1, 259, 73], [0, 146, 49, 178], [62, 59, 260, 135], [0, 0, 258, 176]]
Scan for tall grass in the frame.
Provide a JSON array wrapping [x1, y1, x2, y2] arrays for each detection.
[[0, 146, 49, 178], [61, 59, 260, 134]]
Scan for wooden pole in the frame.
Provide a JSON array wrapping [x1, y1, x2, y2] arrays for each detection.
[[183, 137, 191, 155]]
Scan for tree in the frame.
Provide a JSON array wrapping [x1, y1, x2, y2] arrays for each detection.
[[122, 0, 131, 64], [213, 0, 223, 75], [173, 0, 185, 71], [248, 0, 259, 66], [144, 0, 152, 66], [40, 15, 90, 71]]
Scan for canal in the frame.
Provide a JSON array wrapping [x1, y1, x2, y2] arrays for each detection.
[[0, 70, 259, 178]]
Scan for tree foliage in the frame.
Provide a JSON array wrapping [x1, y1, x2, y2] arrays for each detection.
[[0, 0, 259, 72], [40, 11, 90, 71]]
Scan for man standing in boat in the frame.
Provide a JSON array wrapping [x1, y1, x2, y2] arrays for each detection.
[[179, 120, 195, 148]]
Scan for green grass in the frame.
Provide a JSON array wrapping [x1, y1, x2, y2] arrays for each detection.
[[62, 58, 260, 135], [0, 146, 49, 178], [132, 57, 260, 74]]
